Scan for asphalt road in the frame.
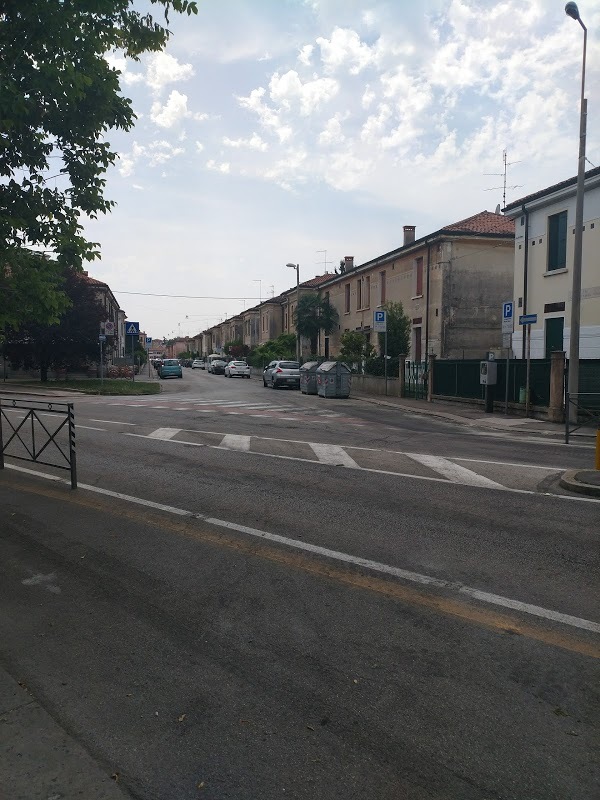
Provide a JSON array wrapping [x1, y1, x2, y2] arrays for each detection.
[[1, 369, 598, 800]]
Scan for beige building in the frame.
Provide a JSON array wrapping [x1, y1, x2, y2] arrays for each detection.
[[320, 212, 515, 361], [504, 167, 600, 359]]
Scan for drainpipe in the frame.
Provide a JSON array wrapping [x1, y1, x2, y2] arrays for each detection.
[[521, 204, 529, 360], [424, 241, 431, 358]]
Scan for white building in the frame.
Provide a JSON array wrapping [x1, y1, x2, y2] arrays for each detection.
[[504, 167, 600, 359]]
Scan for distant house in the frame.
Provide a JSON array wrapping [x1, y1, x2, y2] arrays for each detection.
[[82, 272, 126, 361], [504, 167, 600, 359], [319, 211, 515, 360]]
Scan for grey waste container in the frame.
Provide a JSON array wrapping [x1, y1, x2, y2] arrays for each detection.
[[300, 361, 320, 394], [316, 361, 352, 398]]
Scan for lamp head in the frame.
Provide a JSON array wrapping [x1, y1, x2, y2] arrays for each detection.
[[286, 262, 297, 269], [565, 2, 580, 20]]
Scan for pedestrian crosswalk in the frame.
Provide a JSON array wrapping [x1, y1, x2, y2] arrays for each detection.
[[123, 426, 564, 493]]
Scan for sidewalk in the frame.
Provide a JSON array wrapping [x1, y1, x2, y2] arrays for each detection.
[[0, 668, 127, 800], [352, 391, 597, 439]]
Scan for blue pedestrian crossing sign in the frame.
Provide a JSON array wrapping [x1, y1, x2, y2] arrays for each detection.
[[126, 321, 140, 335], [373, 310, 387, 332]]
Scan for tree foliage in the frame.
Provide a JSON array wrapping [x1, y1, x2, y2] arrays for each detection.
[[293, 294, 339, 355], [339, 331, 375, 369], [5, 270, 107, 380], [377, 301, 411, 358], [1, 251, 70, 332], [0, 0, 198, 326], [248, 334, 296, 367]]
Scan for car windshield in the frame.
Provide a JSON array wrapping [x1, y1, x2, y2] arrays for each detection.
[[279, 362, 299, 369], [214, 360, 225, 365], [163, 359, 179, 366], [231, 361, 246, 366]]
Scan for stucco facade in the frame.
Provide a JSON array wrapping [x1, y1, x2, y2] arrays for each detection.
[[320, 213, 515, 361], [504, 167, 600, 359]]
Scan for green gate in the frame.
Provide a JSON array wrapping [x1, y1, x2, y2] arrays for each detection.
[[404, 360, 428, 399]]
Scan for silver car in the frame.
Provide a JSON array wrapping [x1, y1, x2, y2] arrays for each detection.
[[263, 360, 300, 389], [225, 360, 251, 378]]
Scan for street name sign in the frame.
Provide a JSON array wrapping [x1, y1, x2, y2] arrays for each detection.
[[126, 321, 140, 335], [373, 310, 387, 332], [502, 301, 514, 334], [98, 334, 106, 342], [519, 314, 537, 326]]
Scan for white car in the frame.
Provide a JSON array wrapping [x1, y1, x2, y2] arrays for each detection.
[[225, 360, 251, 378], [192, 359, 205, 369]]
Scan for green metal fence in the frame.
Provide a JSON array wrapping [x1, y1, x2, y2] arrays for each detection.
[[433, 359, 552, 406]]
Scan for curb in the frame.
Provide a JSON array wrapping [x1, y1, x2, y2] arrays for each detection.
[[352, 395, 472, 427], [559, 469, 600, 498]]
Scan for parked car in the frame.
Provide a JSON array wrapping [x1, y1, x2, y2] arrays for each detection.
[[263, 360, 300, 389], [209, 359, 226, 375], [159, 358, 183, 379], [225, 360, 251, 379], [191, 359, 204, 369]]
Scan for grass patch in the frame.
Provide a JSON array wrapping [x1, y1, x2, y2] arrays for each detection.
[[5, 379, 161, 395]]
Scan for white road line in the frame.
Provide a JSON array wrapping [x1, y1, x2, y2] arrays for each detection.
[[89, 419, 136, 426], [220, 434, 251, 451], [6, 462, 599, 636], [309, 443, 359, 469], [78, 425, 107, 431], [454, 457, 565, 470], [147, 428, 181, 440], [406, 453, 505, 489]]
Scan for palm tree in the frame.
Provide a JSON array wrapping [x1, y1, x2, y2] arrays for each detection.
[[294, 294, 339, 356]]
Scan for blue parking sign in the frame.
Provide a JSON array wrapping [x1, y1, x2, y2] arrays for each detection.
[[373, 310, 387, 332], [503, 302, 513, 320]]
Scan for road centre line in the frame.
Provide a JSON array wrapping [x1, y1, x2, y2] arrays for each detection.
[[78, 425, 107, 431], [4, 461, 600, 640], [88, 419, 136, 426]]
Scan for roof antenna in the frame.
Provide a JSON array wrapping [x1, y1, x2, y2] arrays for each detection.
[[316, 249, 332, 274], [484, 149, 523, 210]]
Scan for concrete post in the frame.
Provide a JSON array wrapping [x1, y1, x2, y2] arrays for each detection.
[[548, 350, 566, 423], [398, 355, 406, 397], [427, 353, 436, 402]]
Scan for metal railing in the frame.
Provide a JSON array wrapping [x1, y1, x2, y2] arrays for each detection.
[[0, 398, 77, 488], [564, 392, 600, 444]]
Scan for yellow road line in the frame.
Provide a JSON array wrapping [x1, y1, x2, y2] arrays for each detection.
[[4, 477, 599, 660]]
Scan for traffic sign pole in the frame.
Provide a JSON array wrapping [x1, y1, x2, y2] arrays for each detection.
[[526, 323, 531, 418]]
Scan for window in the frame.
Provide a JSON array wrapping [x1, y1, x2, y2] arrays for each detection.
[[380, 271, 386, 305], [548, 211, 567, 271], [344, 283, 350, 313], [364, 276, 371, 308], [545, 317, 564, 359], [414, 257, 423, 296], [356, 279, 362, 310]]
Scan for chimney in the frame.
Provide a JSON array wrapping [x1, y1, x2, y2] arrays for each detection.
[[403, 225, 415, 246], [344, 256, 354, 270]]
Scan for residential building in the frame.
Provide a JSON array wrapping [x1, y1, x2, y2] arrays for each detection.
[[504, 167, 600, 359], [281, 274, 332, 356], [83, 273, 126, 360], [259, 296, 284, 344], [320, 211, 515, 360]]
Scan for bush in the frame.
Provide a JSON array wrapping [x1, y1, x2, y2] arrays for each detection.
[[365, 356, 400, 377]]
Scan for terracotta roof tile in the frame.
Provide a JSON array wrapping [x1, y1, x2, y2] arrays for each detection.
[[441, 210, 515, 236], [300, 274, 332, 288]]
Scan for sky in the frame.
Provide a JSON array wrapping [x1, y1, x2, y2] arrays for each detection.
[[82, 0, 600, 341]]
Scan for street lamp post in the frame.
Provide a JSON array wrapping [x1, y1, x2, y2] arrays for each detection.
[[565, 2, 587, 425], [286, 262, 300, 361]]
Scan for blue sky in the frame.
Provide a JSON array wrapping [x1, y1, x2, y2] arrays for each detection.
[[82, 0, 600, 340]]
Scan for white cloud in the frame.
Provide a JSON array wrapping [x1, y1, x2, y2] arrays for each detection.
[[150, 90, 209, 128], [144, 52, 194, 94], [298, 45, 314, 66], [316, 27, 375, 75], [118, 140, 185, 176], [195, 141, 205, 152], [318, 115, 345, 146], [268, 70, 339, 116], [206, 160, 231, 174], [223, 133, 268, 151]]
